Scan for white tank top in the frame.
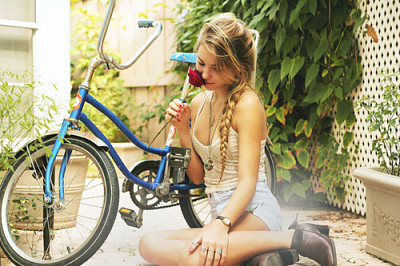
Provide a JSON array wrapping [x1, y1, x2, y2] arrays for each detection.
[[191, 91, 267, 194]]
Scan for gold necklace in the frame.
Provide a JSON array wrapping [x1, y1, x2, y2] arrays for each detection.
[[204, 93, 223, 171]]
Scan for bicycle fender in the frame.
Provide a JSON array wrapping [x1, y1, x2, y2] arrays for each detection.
[[14, 129, 109, 159]]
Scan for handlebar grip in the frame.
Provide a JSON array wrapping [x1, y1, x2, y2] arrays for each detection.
[[138, 20, 155, 28]]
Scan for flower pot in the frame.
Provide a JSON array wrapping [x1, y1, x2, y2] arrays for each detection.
[[9, 153, 88, 230], [353, 167, 400, 265], [112, 142, 144, 178]]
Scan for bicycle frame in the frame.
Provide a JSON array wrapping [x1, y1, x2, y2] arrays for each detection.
[[43, 0, 205, 204], [44, 79, 205, 204]]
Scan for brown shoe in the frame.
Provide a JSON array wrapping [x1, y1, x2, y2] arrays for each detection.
[[245, 251, 284, 266], [291, 229, 337, 266], [288, 215, 330, 236]]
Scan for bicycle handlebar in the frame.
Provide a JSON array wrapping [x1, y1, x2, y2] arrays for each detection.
[[96, 0, 163, 70]]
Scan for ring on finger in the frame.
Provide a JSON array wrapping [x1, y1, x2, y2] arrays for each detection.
[[192, 237, 200, 245], [216, 249, 222, 255], [202, 247, 208, 253]]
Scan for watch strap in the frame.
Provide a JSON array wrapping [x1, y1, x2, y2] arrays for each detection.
[[216, 215, 231, 228]]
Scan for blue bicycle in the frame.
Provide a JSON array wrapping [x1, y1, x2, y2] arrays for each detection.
[[0, 1, 276, 265]]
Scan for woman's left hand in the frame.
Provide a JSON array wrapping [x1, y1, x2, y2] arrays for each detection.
[[188, 220, 229, 266]]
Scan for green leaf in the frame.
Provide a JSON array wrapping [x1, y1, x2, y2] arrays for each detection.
[[293, 183, 306, 198], [304, 121, 313, 137], [309, 0, 317, 15], [276, 27, 286, 54], [270, 142, 282, 155], [345, 113, 356, 127], [268, 69, 281, 93], [334, 86, 343, 99], [249, 13, 265, 28], [276, 107, 285, 125], [289, 56, 305, 80], [281, 150, 296, 169], [289, 0, 307, 24], [314, 39, 329, 61], [281, 169, 292, 182], [336, 100, 353, 125], [282, 185, 293, 201], [303, 83, 325, 103], [295, 138, 309, 150], [313, 192, 327, 203], [294, 119, 306, 136], [297, 150, 310, 168], [281, 57, 291, 80], [315, 147, 328, 168], [266, 105, 277, 116], [342, 131, 354, 148], [305, 64, 319, 88]]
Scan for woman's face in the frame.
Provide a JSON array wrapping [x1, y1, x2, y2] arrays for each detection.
[[196, 45, 230, 92]]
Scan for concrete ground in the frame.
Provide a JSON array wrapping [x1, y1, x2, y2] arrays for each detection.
[[0, 179, 394, 265]]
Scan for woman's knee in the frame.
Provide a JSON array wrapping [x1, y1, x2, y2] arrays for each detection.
[[138, 232, 157, 261]]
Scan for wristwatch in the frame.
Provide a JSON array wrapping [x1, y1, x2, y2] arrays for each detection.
[[216, 216, 231, 228]]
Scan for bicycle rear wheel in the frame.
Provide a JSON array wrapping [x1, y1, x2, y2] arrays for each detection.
[[179, 142, 277, 228], [0, 136, 119, 265]]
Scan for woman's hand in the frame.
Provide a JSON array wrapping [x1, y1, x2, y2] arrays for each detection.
[[165, 99, 191, 131], [188, 220, 229, 266]]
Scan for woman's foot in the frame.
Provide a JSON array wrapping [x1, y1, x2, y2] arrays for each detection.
[[291, 229, 337, 266]]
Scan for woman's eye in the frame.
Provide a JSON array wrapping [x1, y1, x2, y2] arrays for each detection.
[[198, 62, 205, 66]]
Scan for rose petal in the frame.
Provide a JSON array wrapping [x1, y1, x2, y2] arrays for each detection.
[[188, 68, 205, 87]]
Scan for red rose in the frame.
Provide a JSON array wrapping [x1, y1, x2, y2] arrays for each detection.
[[188, 68, 205, 87]]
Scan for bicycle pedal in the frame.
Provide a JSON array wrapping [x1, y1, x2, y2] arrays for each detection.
[[119, 208, 142, 228], [277, 249, 299, 265]]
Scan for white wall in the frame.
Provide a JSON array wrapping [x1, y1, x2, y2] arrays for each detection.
[[34, 0, 71, 130]]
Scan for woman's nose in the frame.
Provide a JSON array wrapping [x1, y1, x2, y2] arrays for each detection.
[[202, 68, 210, 80]]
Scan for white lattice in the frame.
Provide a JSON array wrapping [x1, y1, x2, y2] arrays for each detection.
[[311, 0, 400, 216]]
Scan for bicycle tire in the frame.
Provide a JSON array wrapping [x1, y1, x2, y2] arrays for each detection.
[[0, 136, 119, 265], [178, 142, 277, 228]]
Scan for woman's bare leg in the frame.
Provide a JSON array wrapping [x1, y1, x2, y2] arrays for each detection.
[[139, 212, 292, 266], [139, 228, 293, 266]]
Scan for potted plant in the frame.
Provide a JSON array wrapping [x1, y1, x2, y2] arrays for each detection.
[[353, 67, 400, 265], [0, 70, 57, 258]]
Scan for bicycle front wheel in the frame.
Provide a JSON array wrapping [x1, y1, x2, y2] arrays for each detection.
[[0, 136, 119, 265]]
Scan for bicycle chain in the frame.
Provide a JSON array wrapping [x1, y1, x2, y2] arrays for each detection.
[[137, 194, 205, 210]]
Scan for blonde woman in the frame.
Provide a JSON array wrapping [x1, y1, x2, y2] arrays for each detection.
[[139, 13, 336, 266]]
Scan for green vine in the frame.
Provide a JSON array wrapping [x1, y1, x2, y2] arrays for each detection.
[[174, 0, 365, 203]]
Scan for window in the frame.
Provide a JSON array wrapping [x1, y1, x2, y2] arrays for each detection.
[[0, 0, 37, 82]]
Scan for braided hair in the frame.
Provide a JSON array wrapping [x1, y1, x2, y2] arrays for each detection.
[[195, 13, 257, 179]]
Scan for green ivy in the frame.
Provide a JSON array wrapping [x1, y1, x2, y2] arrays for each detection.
[[174, 0, 365, 203]]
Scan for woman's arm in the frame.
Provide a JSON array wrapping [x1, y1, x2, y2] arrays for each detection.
[[166, 93, 205, 184], [218, 93, 267, 226]]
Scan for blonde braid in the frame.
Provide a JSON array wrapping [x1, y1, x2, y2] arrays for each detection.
[[218, 85, 245, 182]]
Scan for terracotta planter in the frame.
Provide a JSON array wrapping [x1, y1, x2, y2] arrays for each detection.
[[112, 142, 144, 178], [353, 167, 400, 265]]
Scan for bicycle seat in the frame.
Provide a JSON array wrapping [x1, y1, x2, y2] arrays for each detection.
[[169, 52, 197, 64]]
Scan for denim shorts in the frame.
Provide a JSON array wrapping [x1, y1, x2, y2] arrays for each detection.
[[208, 182, 282, 231]]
